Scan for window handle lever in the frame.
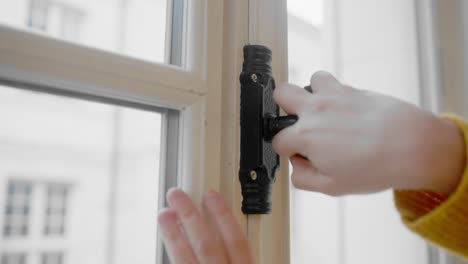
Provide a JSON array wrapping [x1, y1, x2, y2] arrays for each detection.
[[263, 114, 298, 142]]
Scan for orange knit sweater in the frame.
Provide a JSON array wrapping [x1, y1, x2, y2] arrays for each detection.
[[394, 114, 468, 258]]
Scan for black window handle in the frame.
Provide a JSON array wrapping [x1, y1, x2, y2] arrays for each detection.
[[239, 45, 312, 214]]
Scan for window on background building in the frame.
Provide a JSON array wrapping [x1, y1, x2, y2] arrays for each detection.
[[3, 181, 32, 237], [0, 253, 27, 264], [27, 0, 85, 41], [41, 252, 64, 264], [44, 184, 68, 236], [28, 0, 49, 31]]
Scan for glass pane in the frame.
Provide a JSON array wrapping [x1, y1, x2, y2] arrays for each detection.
[[288, 1, 427, 264], [0, 0, 170, 63], [0, 84, 166, 264]]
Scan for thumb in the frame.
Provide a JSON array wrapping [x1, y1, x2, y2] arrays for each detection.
[[290, 155, 334, 193]]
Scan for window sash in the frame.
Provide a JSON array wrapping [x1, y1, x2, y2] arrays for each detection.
[[0, 1, 227, 263]]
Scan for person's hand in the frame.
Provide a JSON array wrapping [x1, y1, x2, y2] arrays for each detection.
[[273, 71, 465, 195], [158, 188, 254, 264]]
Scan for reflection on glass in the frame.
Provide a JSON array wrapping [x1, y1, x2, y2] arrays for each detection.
[[0, 0, 168, 63], [0, 85, 163, 264]]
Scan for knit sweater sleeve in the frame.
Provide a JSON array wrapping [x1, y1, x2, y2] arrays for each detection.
[[394, 114, 468, 257]]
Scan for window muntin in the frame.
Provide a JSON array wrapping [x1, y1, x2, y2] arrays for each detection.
[[0, 0, 171, 64]]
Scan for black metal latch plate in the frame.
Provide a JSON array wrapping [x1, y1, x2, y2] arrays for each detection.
[[239, 45, 300, 214]]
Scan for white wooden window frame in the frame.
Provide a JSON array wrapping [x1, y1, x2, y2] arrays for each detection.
[[0, 0, 291, 263], [222, 0, 289, 263]]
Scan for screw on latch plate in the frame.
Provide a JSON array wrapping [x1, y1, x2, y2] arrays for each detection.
[[251, 74, 258, 83], [250, 170, 257, 181]]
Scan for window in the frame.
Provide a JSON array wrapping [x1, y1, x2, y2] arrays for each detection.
[[41, 252, 63, 264], [0, 0, 230, 262], [3, 181, 32, 237], [28, 0, 49, 31], [1, 253, 26, 264], [44, 184, 68, 236], [1, 0, 286, 263]]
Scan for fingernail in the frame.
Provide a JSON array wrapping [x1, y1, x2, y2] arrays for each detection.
[[158, 209, 177, 224], [166, 188, 183, 205]]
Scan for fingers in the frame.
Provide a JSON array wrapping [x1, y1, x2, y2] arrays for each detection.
[[166, 188, 228, 264], [158, 208, 197, 264], [310, 71, 343, 94], [274, 83, 312, 114], [160, 189, 254, 264], [203, 191, 254, 264], [271, 98, 335, 158], [272, 122, 310, 157], [290, 155, 335, 194], [274, 72, 351, 115]]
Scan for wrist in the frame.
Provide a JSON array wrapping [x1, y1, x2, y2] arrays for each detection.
[[423, 116, 465, 195]]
